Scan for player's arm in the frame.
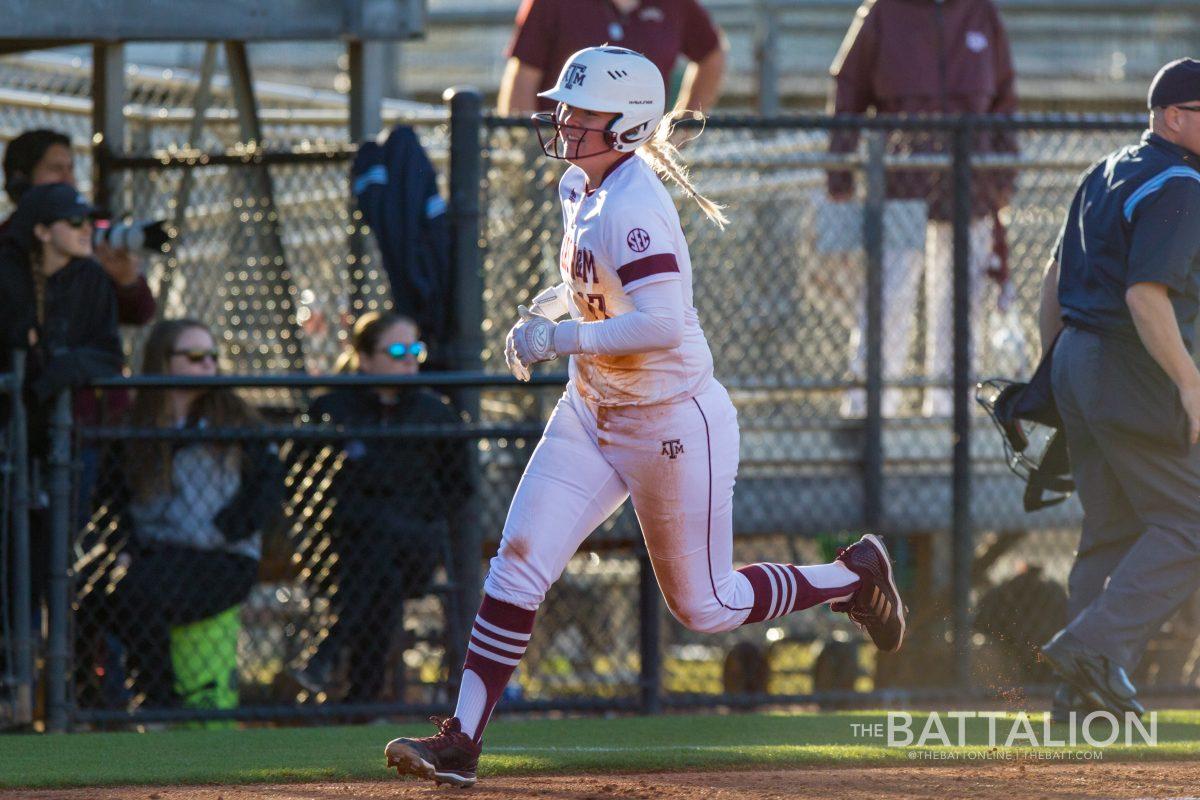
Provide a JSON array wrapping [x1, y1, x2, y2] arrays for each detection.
[[500, 0, 552, 116], [674, 35, 727, 115], [556, 208, 687, 356], [1037, 256, 1062, 357], [506, 280, 684, 380], [827, 0, 879, 201], [498, 58, 543, 116], [1125, 178, 1200, 442], [674, 0, 725, 114], [555, 280, 684, 356], [1127, 282, 1200, 444]]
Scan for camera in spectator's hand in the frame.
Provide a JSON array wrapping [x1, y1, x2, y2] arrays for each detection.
[[93, 218, 171, 253]]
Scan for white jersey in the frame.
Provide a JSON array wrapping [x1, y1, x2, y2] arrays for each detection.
[[557, 154, 714, 407]]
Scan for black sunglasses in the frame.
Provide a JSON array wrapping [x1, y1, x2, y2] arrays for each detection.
[[171, 348, 219, 364], [57, 216, 92, 229], [377, 341, 428, 363]]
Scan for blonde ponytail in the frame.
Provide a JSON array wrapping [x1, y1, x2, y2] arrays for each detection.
[[637, 110, 729, 230]]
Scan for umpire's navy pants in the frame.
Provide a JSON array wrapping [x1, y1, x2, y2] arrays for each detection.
[[1052, 325, 1200, 671]]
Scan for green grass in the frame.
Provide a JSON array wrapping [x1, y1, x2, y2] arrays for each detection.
[[3, 711, 1200, 788]]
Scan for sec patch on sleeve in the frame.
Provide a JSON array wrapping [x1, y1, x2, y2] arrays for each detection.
[[626, 228, 651, 252]]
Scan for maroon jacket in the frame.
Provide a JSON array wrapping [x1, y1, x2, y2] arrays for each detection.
[[827, 0, 1018, 219], [509, 0, 721, 112]]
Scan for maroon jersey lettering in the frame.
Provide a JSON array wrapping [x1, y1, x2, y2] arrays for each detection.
[[572, 247, 598, 284]]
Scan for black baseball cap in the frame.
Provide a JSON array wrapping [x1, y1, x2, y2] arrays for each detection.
[[1148, 58, 1200, 109], [7, 182, 95, 249], [19, 182, 95, 224]]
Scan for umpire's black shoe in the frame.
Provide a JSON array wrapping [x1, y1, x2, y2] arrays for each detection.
[[385, 716, 481, 787], [1041, 632, 1144, 717], [832, 534, 907, 652], [1050, 682, 1092, 724]]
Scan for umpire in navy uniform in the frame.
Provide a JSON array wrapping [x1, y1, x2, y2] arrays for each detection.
[[1038, 59, 1200, 718]]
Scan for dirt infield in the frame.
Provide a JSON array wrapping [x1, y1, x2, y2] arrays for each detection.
[[10, 762, 1199, 800]]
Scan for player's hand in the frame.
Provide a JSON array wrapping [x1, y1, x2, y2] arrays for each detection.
[[510, 305, 559, 373], [1181, 377, 1200, 445], [828, 188, 854, 203], [504, 321, 531, 382], [95, 241, 142, 287]]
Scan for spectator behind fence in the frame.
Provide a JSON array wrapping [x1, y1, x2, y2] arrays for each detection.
[[497, 0, 727, 116], [4, 131, 157, 527], [293, 312, 468, 703], [2, 129, 156, 326], [93, 318, 281, 707], [0, 182, 122, 615], [827, 0, 1018, 417]]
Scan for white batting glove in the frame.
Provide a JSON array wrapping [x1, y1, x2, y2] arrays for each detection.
[[509, 305, 559, 375], [504, 321, 532, 382]]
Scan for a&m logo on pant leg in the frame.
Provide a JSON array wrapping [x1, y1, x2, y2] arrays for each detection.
[[661, 439, 684, 459]]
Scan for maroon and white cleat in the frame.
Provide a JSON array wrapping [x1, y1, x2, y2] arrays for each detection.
[[385, 716, 481, 788], [832, 534, 907, 652]]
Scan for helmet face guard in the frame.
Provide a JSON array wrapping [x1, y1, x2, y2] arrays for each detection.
[[976, 378, 1075, 512], [535, 46, 665, 158], [532, 106, 621, 161]]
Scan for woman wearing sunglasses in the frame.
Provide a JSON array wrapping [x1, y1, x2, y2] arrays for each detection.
[[79, 318, 282, 708], [291, 312, 468, 703], [0, 181, 122, 617]]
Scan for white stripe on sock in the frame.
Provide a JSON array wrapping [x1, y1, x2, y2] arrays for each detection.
[[467, 641, 522, 667], [770, 564, 794, 620], [777, 565, 798, 618], [799, 561, 860, 590], [760, 564, 781, 620], [474, 615, 533, 642], [471, 629, 528, 656]]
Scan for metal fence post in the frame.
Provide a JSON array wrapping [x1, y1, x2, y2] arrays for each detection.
[[951, 120, 974, 687], [45, 390, 73, 732], [444, 87, 485, 657], [348, 40, 387, 314], [754, 0, 780, 116], [862, 132, 885, 532], [7, 351, 33, 725], [637, 541, 662, 714], [225, 41, 307, 373], [91, 43, 126, 212]]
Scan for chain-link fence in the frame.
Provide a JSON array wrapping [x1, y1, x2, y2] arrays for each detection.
[[70, 383, 483, 723], [8, 104, 1200, 731]]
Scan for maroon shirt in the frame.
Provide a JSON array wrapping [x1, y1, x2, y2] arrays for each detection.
[[827, 0, 1018, 218], [508, 0, 721, 111]]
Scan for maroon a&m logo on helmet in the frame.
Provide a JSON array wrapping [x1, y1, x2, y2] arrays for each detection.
[[626, 228, 651, 252], [564, 62, 587, 90]]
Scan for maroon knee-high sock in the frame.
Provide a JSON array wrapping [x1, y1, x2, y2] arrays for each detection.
[[453, 594, 536, 743], [736, 563, 859, 625]]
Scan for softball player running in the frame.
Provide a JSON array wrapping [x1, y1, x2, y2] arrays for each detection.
[[386, 46, 905, 788]]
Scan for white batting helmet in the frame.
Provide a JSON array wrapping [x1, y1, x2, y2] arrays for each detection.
[[536, 46, 666, 154]]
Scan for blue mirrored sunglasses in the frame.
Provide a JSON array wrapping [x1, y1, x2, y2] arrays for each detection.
[[381, 341, 428, 363]]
